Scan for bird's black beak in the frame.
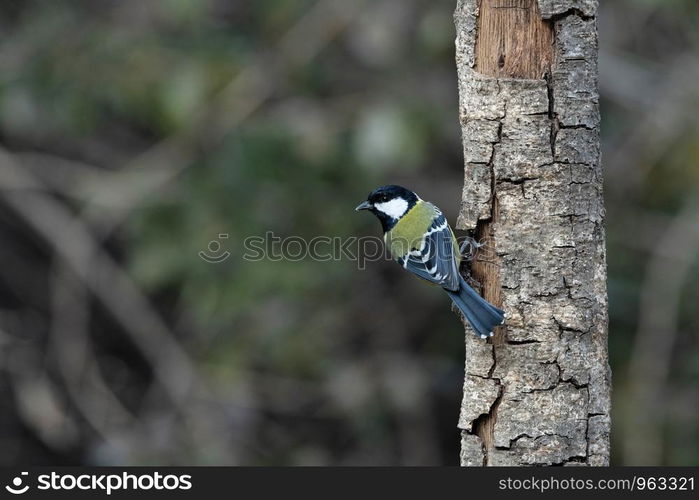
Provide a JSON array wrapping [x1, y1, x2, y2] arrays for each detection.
[[355, 201, 372, 212]]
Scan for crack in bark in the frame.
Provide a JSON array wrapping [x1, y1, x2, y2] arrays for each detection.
[[545, 71, 560, 159], [471, 381, 504, 465], [546, 7, 594, 22], [551, 456, 587, 466], [507, 339, 540, 345], [497, 431, 588, 465], [496, 432, 533, 450]]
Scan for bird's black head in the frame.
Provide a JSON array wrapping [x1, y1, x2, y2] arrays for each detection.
[[355, 185, 419, 232]]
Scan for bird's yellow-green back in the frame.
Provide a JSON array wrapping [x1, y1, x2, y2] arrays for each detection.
[[386, 201, 460, 264]]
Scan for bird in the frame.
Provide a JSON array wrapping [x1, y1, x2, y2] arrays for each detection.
[[355, 185, 505, 339]]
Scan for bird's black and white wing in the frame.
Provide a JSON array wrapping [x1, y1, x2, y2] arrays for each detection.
[[396, 208, 460, 291]]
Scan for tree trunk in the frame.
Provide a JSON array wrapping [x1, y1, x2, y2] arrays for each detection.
[[454, 0, 611, 466]]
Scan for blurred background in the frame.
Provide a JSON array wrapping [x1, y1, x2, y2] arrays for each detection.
[[0, 0, 697, 466]]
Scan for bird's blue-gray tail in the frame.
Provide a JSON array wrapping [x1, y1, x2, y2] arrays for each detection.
[[446, 276, 505, 339]]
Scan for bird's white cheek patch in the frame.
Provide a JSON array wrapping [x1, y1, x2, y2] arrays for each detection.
[[374, 198, 409, 219]]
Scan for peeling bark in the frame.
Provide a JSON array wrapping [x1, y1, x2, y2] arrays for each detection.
[[454, 0, 610, 466]]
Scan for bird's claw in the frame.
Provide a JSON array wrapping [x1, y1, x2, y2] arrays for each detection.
[[459, 237, 485, 261]]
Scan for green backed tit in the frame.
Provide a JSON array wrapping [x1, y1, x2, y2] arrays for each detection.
[[356, 185, 505, 338]]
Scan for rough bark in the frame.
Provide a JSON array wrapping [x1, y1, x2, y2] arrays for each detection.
[[454, 0, 611, 466]]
